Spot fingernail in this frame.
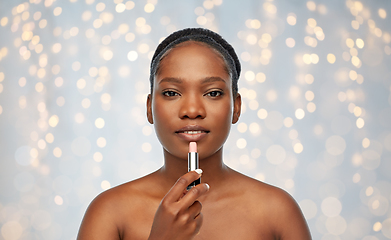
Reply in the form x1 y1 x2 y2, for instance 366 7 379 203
195 169 203 175
205 183 210 190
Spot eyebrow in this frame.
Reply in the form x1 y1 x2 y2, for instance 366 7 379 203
158 77 183 84
158 76 226 84
202 77 226 84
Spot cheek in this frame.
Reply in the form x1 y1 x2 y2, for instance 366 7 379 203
153 103 164 122
152 97 176 130
208 100 233 129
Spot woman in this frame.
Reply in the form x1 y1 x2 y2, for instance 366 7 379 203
77 28 312 240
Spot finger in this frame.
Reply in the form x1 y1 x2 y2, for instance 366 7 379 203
179 183 209 208
194 212 203 235
180 188 189 199
188 200 202 219
164 170 203 203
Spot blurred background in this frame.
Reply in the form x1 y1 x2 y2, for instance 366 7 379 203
0 0 391 239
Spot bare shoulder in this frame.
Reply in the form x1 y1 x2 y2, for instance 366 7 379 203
230 171 297 213
77 172 160 240
89 175 153 213
229 169 294 200
229 169 312 239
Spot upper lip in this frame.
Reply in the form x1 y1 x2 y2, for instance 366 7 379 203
175 125 210 133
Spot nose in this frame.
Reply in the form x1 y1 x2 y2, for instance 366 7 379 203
179 95 206 119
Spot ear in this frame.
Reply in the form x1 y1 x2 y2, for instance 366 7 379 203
232 93 241 124
147 94 153 124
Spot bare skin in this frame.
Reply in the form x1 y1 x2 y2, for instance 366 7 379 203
77 42 312 240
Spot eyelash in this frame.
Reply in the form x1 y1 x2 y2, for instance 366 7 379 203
162 90 179 97
162 90 224 98
206 90 223 97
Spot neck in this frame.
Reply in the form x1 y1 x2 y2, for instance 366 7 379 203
158 146 229 189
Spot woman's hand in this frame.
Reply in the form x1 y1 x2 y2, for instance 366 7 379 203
148 170 210 240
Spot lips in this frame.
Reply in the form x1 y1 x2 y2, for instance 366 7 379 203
181 130 205 134
175 125 209 141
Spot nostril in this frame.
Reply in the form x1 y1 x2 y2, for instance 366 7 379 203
178 99 206 119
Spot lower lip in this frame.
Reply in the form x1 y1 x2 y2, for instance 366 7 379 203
176 132 208 141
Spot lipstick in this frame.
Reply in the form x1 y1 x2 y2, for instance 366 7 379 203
187 142 200 190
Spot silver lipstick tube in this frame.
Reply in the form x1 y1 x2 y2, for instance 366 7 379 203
187 152 200 190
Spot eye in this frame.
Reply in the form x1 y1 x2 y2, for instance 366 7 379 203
206 91 223 97
163 91 179 97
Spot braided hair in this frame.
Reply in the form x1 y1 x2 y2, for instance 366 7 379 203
149 28 241 96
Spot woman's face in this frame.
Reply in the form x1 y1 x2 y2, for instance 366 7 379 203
147 42 241 160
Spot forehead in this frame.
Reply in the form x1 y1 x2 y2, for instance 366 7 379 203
156 42 230 80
